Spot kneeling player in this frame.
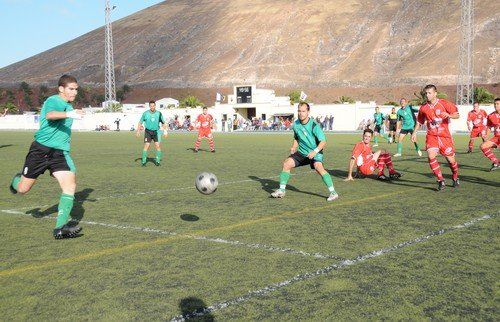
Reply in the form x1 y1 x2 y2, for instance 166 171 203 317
345 129 402 181
271 102 339 201
480 98 500 171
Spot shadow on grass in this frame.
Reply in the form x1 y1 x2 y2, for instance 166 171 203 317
248 175 326 199
178 297 214 321
186 148 212 153
402 168 500 188
26 188 95 223
180 214 199 222
0 144 13 149
134 157 158 165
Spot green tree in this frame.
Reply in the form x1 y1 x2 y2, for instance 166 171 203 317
384 101 399 106
0 102 19 114
91 93 105 106
100 103 123 113
74 86 90 107
180 95 204 108
38 85 50 106
116 84 132 102
473 87 494 104
288 90 301 104
20 81 33 108
339 96 355 104
410 90 447 106
6 90 15 103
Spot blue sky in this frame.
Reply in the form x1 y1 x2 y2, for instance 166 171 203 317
0 0 164 68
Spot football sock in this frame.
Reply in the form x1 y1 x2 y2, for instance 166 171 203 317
481 146 498 164
414 142 420 151
429 157 444 181
55 193 74 229
449 161 459 180
468 139 474 152
279 171 290 190
11 174 21 192
374 136 379 145
141 150 147 164
321 173 336 193
156 150 162 163
397 142 402 154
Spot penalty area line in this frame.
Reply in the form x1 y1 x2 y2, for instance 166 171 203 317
170 213 497 321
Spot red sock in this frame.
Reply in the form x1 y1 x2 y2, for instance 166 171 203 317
429 157 444 181
449 161 459 180
377 156 386 176
208 138 215 151
194 138 201 150
481 146 498 164
468 139 474 152
381 153 396 174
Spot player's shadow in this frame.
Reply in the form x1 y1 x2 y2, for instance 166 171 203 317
327 169 349 179
0 144 13 149
134 157 157 165
186 148 211 153
178 297 214 321
402 168 500 188
408 157 491 172
180 214 199 222
26 188 96 223
248 175 326 199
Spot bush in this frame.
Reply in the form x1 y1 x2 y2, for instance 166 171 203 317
473 87 494 104
180 95 204 108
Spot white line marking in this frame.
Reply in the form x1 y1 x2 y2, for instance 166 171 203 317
169 213 497 321
0 209 342 261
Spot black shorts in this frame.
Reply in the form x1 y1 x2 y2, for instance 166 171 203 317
22 141 75 179
144 129 158 143
400 129 414 135
374 125 381 133
389 123 397 131
289 152 321 169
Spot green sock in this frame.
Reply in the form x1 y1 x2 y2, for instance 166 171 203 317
374 136 379 144
11 173 21 192
55 193 74 229
321 173 336 194
397 142 402 154
279 171 290 190
414 142 420 151
156 150 162 162
141 150 147 164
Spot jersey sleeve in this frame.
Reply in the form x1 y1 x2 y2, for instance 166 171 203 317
417 107 426 125
313 122 326 142
351 143 362 159
444 100 458 114
467 112 473 122
487 115 494 128
140 112 146 123
159 112 165 124
44 96 66 113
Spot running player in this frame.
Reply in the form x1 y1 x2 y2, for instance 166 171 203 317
480 98 499 171
271 102 339 201
345 129 401 181
466 102 487 153
9 75 85 239
386 107 398 144
194 107 215 152
373 106 388 146
394 98 422 157
411 84 460 190
136 101 167 166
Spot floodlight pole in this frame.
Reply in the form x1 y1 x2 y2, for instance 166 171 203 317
456 0 474 105
104 0 117 104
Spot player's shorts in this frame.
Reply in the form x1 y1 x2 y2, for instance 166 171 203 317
487 136 499 147
144 129 159 142
470 127 486 139
289 152 322 169
22 141 76 179
358 159 377 175
198 128 213 139
426 135 455 156
400 128 414 135
389 123 397 132
374 125 381 133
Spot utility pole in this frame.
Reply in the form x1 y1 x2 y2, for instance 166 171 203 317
456 0 474 105
104 0 116 105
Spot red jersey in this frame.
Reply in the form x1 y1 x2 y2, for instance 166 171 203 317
467 109 487 129
196 114 213 130
352 141 374 166
417 99 458 138
487 111 500 138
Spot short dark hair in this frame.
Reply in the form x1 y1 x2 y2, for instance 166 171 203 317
423 84 437 92
298 102 310 111
203 106 208 110
473 101 479 106
494 97 500 103
58 75 77 88
363 128 374 136
149 100 155 105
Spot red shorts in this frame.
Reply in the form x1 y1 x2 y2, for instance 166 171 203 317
358 159 377 175
198 128 213 139
470 127 486 139
488 136 500 147
426 135 455 156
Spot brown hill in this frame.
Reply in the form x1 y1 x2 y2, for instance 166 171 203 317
0 0 498 88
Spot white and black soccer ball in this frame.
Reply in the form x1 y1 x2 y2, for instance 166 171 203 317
195 172 218 195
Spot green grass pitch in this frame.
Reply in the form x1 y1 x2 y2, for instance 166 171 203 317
0 131 498 320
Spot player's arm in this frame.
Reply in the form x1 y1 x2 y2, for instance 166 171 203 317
290 139 298 154
307 140 326 159
46 109 84 120
441 102 459 119
136 113 145 137
345 157 356 181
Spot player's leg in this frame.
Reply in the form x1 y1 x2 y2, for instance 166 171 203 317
142 142 150 166
207 133 215 152
378 150 400 179
410 130 422 156
271 157 297 198
313 162 338 201
480 139 499 171
426 141 445 190
395 132 406 156
154 141 162 166
52 171 81 238
194 131 204 152
468 132 476 153
444 154 459 187
10 142 45 194
373 131 380 146
10 175 36 194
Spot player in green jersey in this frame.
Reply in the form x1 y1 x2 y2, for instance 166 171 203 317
271 102 339 202
136 101 168 166
373 106 389 146
394 98 422 157
9 75 85 239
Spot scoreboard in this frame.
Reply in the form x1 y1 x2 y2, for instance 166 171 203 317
236 86 252 104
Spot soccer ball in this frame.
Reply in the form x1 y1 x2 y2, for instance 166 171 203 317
195 172 218 195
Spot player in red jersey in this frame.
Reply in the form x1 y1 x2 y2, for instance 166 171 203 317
411 84 460 190
194 107 215 153
466 102 488 153
345 128 401 181
480 98 500 171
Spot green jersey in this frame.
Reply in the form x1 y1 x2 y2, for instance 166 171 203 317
397 105 419 130
140 110 165 131
292 118 326 162
34 95 74 151
374 112 384 125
